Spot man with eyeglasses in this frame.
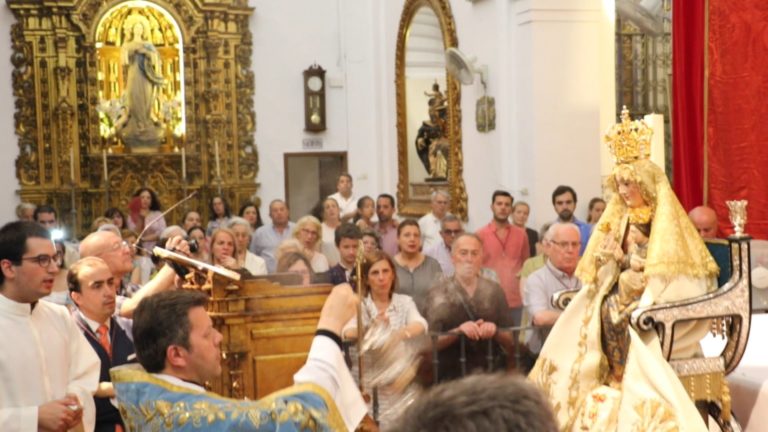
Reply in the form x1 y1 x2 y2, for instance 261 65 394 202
419 190 451 250
424 214 464 275
0 221 100 431
523 222 582 356
79 230 190 318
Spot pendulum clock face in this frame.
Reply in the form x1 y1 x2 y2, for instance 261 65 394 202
303 65 326 132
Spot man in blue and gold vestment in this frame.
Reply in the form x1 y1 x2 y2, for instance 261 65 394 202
112 287 367 431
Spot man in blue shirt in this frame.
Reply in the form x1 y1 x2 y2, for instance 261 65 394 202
551 185 592 255
249 199 296 273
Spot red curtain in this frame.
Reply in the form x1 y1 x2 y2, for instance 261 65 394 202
671 0 705 211
707 1 768 237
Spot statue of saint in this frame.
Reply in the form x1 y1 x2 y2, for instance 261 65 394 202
114 15 166 149
529 109 719 431
414 83 449 180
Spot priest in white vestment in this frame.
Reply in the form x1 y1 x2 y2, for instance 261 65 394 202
0 221 100 431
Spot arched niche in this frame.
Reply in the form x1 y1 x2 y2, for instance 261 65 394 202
395 0 467 220
95 1 186 151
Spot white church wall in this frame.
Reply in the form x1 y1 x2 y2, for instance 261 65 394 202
252 0 386 218
0 0 615 233
510 0 611 231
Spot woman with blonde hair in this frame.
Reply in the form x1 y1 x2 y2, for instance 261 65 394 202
209 228 244 272
293 215 329 273
276 252 315 286
319 198 341 266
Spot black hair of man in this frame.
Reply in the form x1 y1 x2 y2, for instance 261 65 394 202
491 190 513 204
33 204 57 222
338 172 353 183
551 185 577 205
0 221 51 285
377 193 395 208
132 289 209 373
392 373 558 432
334 223 362 247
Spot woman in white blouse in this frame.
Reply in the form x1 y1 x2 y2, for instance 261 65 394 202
227 217 267 275
293 215 330 273
342 250 427 427
343 250 427 341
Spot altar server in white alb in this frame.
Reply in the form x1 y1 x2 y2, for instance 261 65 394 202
0 221 100 431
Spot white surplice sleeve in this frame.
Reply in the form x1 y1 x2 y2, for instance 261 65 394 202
0 406 38 431
293 336 366 432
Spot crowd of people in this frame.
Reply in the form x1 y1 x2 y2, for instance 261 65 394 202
4 161 727 430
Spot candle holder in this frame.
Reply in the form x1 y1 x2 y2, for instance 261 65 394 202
102 143 110 207
726 200 748 237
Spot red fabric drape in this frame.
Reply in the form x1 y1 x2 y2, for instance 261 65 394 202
671 0 705 211
707 1 768 238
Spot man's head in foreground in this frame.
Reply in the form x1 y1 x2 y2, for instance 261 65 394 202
392 373 557 432
132 290 222 385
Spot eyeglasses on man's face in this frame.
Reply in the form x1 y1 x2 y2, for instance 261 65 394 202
16 251 63 268
96 240 132 255
549 240 580 251
441 229 464 236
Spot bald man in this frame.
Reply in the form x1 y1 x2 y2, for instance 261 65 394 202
688 206 718 239
79 230 189 318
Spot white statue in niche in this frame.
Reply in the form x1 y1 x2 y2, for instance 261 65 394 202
114 14 166 149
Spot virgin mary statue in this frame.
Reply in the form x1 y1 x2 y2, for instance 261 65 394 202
115 14 166 149
529 108 719 431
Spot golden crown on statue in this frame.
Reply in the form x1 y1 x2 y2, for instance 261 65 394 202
604 106 653 164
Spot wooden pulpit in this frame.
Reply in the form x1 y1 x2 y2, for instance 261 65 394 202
206 274 332 399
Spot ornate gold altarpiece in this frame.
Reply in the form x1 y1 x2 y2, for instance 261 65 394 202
7 0 259 236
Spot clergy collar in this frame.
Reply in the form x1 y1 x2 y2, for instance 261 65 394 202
0 292 35 316
153 373 205 393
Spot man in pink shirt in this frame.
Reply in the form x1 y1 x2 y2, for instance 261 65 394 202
476 190 530 325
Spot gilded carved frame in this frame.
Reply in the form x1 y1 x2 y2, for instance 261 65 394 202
7 0 258 235
395 0 467 220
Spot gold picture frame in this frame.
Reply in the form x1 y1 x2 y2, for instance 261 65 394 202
395 0 467 220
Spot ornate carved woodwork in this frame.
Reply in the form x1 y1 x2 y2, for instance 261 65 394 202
7 0 259 236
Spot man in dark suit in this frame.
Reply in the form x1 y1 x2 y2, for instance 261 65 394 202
68 256 136 432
